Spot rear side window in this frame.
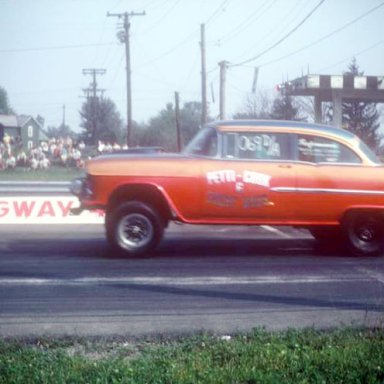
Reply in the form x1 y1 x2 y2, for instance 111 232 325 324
297 135 361 164
223 132 291 160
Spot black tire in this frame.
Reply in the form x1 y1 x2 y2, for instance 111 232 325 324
343 211 384 256
106 201 164 257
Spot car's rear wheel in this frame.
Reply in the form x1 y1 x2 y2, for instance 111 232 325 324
106 201 164 257
343 212 384 256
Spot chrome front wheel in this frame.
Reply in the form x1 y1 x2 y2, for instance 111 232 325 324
107 201 164 257
117 213 154 250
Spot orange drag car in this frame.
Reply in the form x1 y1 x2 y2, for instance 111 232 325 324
71 120 384 257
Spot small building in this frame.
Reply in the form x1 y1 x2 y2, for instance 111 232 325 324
0 114 48 152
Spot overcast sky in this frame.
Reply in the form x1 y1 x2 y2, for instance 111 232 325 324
1 0 383 132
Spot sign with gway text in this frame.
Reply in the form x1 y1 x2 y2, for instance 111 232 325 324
0 196 104 224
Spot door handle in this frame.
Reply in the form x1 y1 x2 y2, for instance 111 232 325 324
278 164 292 169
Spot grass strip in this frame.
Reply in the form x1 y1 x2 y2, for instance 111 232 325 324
0 167 83 181
1 327 384 383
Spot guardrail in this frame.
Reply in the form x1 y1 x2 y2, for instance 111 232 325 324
0 181 71 196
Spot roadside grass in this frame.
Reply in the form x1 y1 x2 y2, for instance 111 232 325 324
1 327 384 383
0 167 83 181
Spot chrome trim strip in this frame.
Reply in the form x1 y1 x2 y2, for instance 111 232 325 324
271 187 384 195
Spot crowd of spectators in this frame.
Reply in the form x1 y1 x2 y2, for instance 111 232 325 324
0 133 129 171
0 133 87 171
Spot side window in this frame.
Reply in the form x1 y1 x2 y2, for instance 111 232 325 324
28 125 34 138
223 132 291 160
183 127 218 157
297 135 361 164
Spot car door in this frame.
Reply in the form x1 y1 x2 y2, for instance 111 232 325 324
199 131 295 223
291 133 373 223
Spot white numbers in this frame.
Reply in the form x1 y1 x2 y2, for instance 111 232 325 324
238 134 280 157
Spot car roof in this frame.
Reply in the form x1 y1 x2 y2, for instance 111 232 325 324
209 120 356 141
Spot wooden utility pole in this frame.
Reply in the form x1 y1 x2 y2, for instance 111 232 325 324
219 61 228 120
175 91 182 152
107 11 145 147
200 24 207 126
82 68 106 98
62 104 66 127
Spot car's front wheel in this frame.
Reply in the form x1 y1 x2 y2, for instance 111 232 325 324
343 211 384 256
106 201 164 257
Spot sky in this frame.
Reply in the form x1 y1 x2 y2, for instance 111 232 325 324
0 0 383 133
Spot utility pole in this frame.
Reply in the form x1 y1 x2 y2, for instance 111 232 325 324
82 68 106 144
107 10 145 147
219 61 228 120
174 92 181 152
62 104 66 127
82 68 106 98
200 24 207 126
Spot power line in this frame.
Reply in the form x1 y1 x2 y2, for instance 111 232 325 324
215 0 277 46
139 28 199 67
231 0 326 67
0 42 117 53
316 39 384 72
233 0 306 61
139 0 182 35
205 0 231 25
257 1 384 68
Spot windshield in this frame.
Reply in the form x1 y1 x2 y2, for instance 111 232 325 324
182 127 218 157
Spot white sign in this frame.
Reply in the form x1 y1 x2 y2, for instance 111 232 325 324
0 196 104 224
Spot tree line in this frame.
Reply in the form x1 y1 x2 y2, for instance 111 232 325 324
0 59 382 153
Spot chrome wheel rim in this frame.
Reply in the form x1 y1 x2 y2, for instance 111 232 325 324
117 213 153 250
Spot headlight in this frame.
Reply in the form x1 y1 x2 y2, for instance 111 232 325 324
70 178 85 196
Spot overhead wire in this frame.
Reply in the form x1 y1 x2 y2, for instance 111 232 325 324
139 28 199 67
233 0 306 61
231 0 326 67
214 0 277 46
316 39 384 73
139 0 182 35
256 0 384 68
0 42 117 53
204 0 231 25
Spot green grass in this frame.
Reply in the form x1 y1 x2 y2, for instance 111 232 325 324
1 328 384 383
0 166 84 181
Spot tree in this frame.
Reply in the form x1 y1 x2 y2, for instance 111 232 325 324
0 86 14 114
270 92 303 121
340 58 381 150
45 124 76 140
79 96 123 145
138 101 205 152
233 92 271 119
296 97 333 125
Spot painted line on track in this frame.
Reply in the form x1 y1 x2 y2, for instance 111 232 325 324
261 225 292 238
0 275 371 287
